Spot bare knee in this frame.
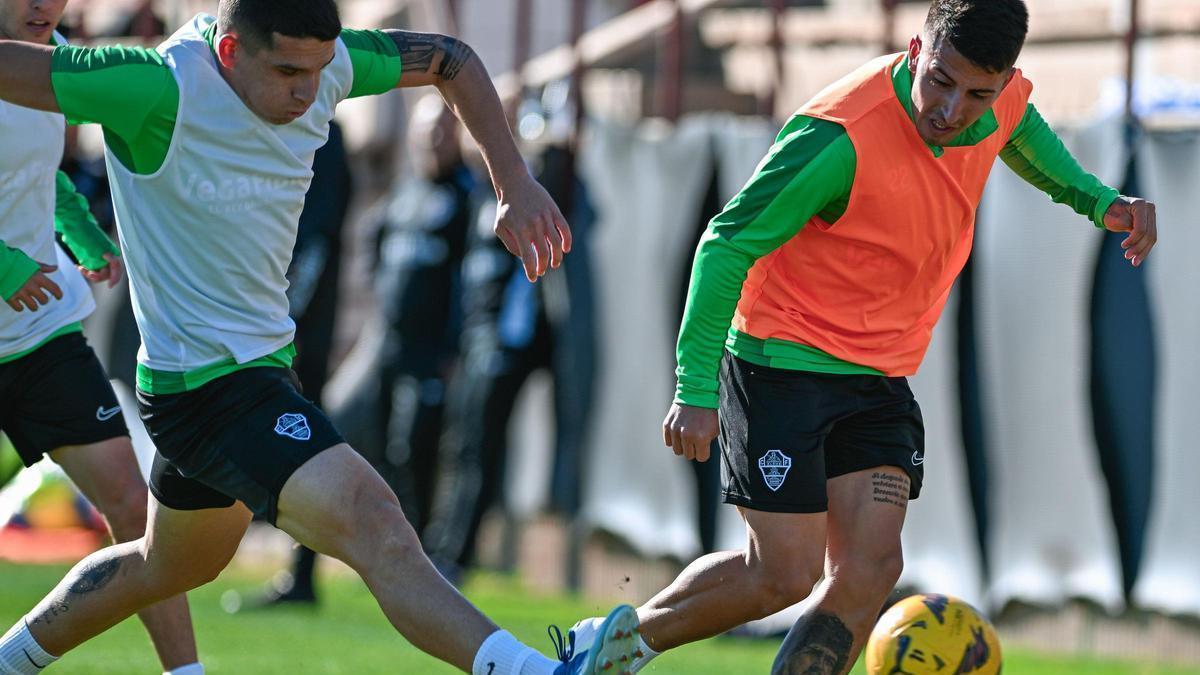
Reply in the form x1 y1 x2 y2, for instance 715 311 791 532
830 545 904 604
328 491 423 573
98 482 150 544
747 548 825 617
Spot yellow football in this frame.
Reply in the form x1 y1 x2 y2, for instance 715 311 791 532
865 594 1002 674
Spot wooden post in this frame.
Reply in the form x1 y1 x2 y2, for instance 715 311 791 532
513 0 534 84
761 0 786 117
657 0 685 121
1124 0 1140 122
882 0 899 54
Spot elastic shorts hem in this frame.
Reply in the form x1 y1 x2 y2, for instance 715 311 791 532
722 491 829 514
148 481 236 512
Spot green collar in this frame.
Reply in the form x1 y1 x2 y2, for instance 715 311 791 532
891 55 998 157
203 19 218 56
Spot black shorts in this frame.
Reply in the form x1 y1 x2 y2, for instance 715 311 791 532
719 353 924 514
138 367 345 524
0 331 128 466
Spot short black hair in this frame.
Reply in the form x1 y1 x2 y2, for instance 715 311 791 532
217 0 341 51
924 0 1028 73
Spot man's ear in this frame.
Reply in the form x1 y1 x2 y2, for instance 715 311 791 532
907 34 922 71
216 33 241 69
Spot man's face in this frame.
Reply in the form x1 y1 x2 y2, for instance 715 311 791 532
217 31 336 125
0 0 68 44
907 34 1014 146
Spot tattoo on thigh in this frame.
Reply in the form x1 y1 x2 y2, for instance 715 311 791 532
871 471 909 509
386 31 474 81
68 558 121 595
772 612 854 675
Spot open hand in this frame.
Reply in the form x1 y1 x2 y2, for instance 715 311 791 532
1103 195 1157 267
7 262 63 312
663 403 719 462
493 174 572 282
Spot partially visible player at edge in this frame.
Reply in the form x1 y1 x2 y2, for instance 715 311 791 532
566 1 1157 674
0 1 638 673
0 1 202 673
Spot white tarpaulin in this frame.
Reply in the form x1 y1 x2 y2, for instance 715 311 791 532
1133 129 1200 615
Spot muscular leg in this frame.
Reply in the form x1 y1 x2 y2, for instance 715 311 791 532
273 444 498 672
634 508 827 653
772 467 909 675
51 439 200 669
23 499 251 658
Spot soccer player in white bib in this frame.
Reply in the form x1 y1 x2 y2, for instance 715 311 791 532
0 1 638 673
0 1 203 674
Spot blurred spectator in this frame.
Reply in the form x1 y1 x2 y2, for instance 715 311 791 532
423 84 599 581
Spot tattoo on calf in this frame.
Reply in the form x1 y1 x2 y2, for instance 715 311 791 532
68 558 121 595
772 612 855 675
871 471 909 509
386 31 474 81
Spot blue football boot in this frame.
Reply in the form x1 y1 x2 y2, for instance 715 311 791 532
550 604 640 675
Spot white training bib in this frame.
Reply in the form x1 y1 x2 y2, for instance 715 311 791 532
105 14 354 372
0 73 94 358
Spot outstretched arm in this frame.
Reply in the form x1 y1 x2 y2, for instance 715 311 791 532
1002 103 1157 266
384 30 569 281
0 41 59 112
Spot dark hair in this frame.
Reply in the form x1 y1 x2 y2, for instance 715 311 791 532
924 0 1028 72
217 0 341 51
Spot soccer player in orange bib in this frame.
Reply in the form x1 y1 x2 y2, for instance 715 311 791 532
566 1 1156 673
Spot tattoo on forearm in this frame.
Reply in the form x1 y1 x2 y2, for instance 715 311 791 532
772 612 855 675
872 471 910 509
68 557 121 595
386 31 475 81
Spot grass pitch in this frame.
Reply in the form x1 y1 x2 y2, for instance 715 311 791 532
1 561 1197 674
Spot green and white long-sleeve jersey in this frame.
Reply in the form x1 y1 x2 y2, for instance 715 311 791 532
50 15 404 393
0 31 119 360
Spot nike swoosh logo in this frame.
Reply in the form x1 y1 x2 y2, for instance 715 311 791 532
911 450 924 465
486 662 495 675
96 405 122 422
23 647 46 669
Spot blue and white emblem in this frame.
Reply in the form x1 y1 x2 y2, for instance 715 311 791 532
758 449 792 492
274 413 311 441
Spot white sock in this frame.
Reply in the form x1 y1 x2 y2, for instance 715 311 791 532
472 630 559 675
164 663 205 675
631 633 659 672
0 620 58 675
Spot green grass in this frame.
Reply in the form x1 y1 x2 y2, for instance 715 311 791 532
1 561 1197 674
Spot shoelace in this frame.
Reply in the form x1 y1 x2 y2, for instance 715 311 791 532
547 624 577 664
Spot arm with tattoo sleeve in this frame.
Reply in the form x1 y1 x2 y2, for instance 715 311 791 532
382 30 570 281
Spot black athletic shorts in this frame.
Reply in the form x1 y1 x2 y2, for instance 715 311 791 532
138 366 344 524
0 331 128 466
718 352 924 514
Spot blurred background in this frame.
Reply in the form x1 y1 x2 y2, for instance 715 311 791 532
2 0 1199 672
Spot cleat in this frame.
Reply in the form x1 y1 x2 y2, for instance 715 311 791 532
551 604 640 674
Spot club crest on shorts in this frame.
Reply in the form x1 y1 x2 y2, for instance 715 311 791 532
758 449 792 492
274 413 311 441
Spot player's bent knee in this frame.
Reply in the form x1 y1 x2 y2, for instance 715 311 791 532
832 549 904 601
751 557 824 616
100 485 150 543
334 498 421 571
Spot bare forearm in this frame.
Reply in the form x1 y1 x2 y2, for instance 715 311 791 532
436 54 528 195
386 31 528 193
0 41 59 112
